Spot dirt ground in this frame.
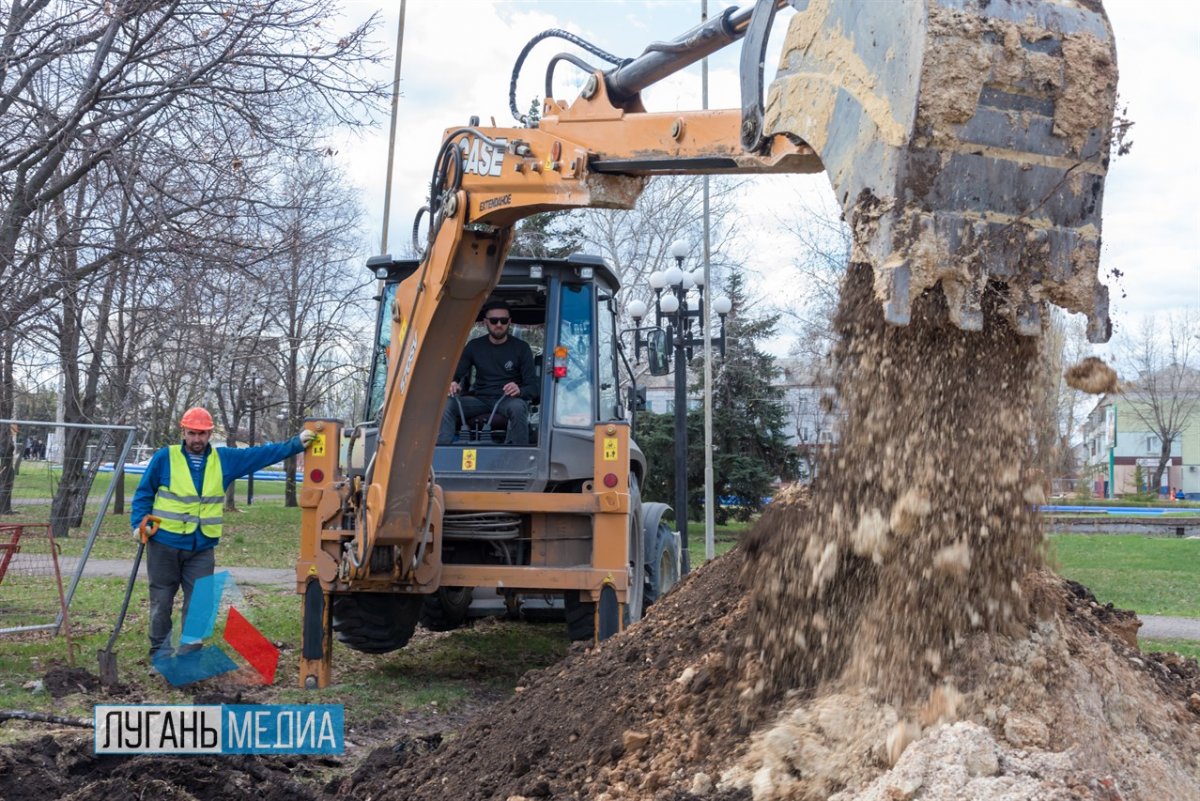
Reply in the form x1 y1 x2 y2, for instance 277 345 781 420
3 542 1195 801
2 277 1197 800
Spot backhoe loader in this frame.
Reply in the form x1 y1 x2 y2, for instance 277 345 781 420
295 0 1119 688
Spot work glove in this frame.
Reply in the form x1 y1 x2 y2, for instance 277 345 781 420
132 527 142 543
299 429 316 447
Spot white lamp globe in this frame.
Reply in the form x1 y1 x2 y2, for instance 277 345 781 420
660 294 680 314
690 269 705 288
663 265 684 286
668 239 690 261
713 296 732 315
648 271 667 290
681 271 695 290
627 299 648 319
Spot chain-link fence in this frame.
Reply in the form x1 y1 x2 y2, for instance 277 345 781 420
0 523 74 662
0 419 137 641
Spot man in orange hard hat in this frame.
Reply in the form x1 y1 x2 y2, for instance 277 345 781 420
131 406 316 662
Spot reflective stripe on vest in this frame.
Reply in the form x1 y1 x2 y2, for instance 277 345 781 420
152 445 224 539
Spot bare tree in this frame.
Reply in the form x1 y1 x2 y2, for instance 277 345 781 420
0 1 383 327
579 175 744 393
1117 309 1200 492
0 1 385 510
254 152 370 506
774 189 850 366
582 176 742 308
1029 309 1095 485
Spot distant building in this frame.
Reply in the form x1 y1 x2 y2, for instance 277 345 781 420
637 357 838 481
1080 394 1199 499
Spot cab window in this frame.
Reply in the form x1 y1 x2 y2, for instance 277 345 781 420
553 283 594 427
366 282 398 420
597 296 619 420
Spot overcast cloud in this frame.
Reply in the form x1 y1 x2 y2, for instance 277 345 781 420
334 0 1199 351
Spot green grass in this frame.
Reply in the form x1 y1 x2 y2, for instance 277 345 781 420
0 575 567 746
10 488 301 568
684 519 752 561
1140 639 1200 661
1048 534 1200 618
9 465 141 499
1050 533 1200 660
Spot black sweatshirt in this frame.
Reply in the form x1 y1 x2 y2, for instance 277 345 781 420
453 335 538 402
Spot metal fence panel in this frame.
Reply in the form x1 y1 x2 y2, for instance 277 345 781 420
0 419 137 632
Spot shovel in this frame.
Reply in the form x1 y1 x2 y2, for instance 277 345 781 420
98 515 159 689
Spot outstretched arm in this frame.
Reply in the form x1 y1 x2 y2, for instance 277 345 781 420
218 437 308 486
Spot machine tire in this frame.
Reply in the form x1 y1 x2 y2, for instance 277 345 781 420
562 473 647 643
332 592 422 654
644 519 680 607
563 590 594 641
625 474 646 625
418 586 473 632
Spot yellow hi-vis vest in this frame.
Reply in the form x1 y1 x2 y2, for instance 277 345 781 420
151 445 225 539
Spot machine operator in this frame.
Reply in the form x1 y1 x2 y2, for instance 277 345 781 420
437 299 537 445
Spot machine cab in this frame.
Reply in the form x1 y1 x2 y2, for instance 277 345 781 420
364 253 641 493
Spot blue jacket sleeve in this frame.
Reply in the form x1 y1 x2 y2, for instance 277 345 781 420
216 437 307 488
131 448 169 529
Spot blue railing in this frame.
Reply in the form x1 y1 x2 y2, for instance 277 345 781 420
96 464 302 482
1041 505 1200 516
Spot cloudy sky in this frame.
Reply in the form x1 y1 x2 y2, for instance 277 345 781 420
333 0 1199 353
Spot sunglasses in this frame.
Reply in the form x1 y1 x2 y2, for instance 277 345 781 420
485 316 510 324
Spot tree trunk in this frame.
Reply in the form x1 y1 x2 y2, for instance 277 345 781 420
284 453 298 507
224 434 240 512
1152 440 1172 497
0 330 16 514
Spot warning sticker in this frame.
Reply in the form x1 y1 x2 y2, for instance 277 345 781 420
602 437 619 461
310 434 325 457
462 449 477 471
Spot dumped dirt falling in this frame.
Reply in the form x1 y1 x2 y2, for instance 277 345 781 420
738 264 1045 708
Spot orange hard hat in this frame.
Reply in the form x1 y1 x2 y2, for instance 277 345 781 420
180 407 215 431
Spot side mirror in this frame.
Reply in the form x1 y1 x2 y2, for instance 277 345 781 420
646 328 669 376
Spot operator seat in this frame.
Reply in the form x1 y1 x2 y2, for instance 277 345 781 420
459 353 541 444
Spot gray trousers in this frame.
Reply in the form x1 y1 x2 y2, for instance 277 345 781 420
438 396 529 445
146 539 215 657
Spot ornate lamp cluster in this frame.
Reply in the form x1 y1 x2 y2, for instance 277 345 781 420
624 240 732 574
627 240 731 363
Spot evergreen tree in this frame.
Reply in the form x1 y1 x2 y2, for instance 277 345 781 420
634 266 796 523
634 406 703 518
706 266 797 522
510 212 584 258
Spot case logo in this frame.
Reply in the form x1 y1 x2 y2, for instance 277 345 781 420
460 136 506 177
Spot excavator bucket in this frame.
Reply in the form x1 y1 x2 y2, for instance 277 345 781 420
765 0 1118 341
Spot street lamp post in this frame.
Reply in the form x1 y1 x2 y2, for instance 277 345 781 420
627 241 731 575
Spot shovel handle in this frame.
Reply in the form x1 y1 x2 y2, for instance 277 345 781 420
138 515 161 544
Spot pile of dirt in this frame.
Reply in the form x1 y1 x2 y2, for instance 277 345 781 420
339 268 1198 800
0 733 333 801
338 552 1197 801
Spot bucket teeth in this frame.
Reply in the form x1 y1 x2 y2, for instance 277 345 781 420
766 0 1117 340
1013 297 1043 338
1087 284 1112 344
880 262 913 328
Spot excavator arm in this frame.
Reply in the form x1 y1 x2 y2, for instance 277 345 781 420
351 0 1118 588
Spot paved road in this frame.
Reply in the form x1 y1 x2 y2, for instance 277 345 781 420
1138 615 1200 642
62 558 293 589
